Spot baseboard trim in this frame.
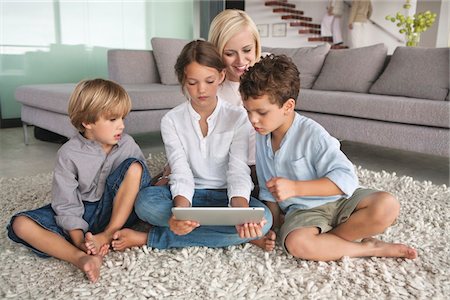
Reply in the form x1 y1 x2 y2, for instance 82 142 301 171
0 118 22 128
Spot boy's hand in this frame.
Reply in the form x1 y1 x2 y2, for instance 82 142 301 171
168 214 199 235
236 219 267 239
266 177 298 202
229 197 266 238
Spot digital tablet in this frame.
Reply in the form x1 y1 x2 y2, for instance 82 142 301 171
171 207 265 226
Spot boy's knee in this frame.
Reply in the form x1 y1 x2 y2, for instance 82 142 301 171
126 162 143 178
12 215 32 238
284 230 314 259
370 192 400 227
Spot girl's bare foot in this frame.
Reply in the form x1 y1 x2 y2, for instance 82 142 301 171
111 228 148 251
362 237 417 259
85 232 111 256
250 230 276 251
76 254 103 283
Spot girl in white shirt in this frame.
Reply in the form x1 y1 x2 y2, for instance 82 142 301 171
111 40 273 251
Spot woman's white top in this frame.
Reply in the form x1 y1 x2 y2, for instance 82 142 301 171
218 79 256 165
161 97 252 205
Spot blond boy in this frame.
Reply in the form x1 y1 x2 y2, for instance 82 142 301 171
7 79 151 282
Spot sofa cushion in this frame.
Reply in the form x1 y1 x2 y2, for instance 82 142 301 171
16 84 76 114
16 83 185 114
262 43 331 89
151 37 190 85
312 43 387 93
297 89 450 128
122 84 186 110
108 49 160 84
369 46 450 101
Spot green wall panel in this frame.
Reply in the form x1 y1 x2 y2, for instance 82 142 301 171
0 0 194 120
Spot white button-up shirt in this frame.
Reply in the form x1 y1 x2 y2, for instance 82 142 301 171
161 97 252 205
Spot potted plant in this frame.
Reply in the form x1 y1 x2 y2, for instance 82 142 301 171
386 0 437 46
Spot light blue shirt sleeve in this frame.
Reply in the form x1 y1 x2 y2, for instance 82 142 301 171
311 133 358 198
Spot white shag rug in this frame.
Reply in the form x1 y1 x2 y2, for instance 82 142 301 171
0 152 449 299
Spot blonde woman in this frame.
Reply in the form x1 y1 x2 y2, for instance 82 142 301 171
208 8 262 165
208 9 276 250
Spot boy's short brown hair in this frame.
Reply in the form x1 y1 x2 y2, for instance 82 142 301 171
68 78 131 132
239 54 300 107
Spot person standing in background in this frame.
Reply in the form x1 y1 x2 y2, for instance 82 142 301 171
348 0 373 48
321 0 344 46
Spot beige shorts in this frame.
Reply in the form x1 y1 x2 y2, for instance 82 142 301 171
279 188 379 254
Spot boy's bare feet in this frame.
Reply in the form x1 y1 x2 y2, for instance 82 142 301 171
111 228 148 251
85 232 111 256
75 254 103 283
362 237 417 259
250 230 276 251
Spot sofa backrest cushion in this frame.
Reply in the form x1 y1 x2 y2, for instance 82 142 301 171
369 46 450 101
151 37 191 85
108 49 160 84
262 43 331 89
312 43 387 93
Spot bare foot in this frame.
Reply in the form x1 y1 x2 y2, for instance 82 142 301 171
75 254 103 283
85 232 111 256
111 228 148 251
362 237 417 259
250 230 276 251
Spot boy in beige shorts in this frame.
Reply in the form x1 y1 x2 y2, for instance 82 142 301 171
239 54 417 261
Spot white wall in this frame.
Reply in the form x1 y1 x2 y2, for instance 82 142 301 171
246 0 327 48
246 0 448 54
434 0 449 47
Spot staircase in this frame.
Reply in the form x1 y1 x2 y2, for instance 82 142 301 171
264 0 347 47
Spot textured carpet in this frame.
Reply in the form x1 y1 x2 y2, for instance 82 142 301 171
0 152 449 299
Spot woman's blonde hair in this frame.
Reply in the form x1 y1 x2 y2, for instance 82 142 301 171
68 78 131 132
208 9 261 60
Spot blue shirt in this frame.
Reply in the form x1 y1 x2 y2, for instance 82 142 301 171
256 113 358 214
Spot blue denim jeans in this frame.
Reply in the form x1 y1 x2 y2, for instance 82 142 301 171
135 186 273 249
7 158 151 258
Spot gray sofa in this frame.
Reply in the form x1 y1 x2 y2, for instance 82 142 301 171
16 38 449 157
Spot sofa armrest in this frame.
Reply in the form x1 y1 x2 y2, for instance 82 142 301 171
108 49 160 84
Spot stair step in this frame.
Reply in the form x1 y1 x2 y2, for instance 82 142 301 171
265 1 296 8
331 44 349 49
273 8 303 15
281 15 312 22
299 29 321 35
290 22 321 29
308 37 333 42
